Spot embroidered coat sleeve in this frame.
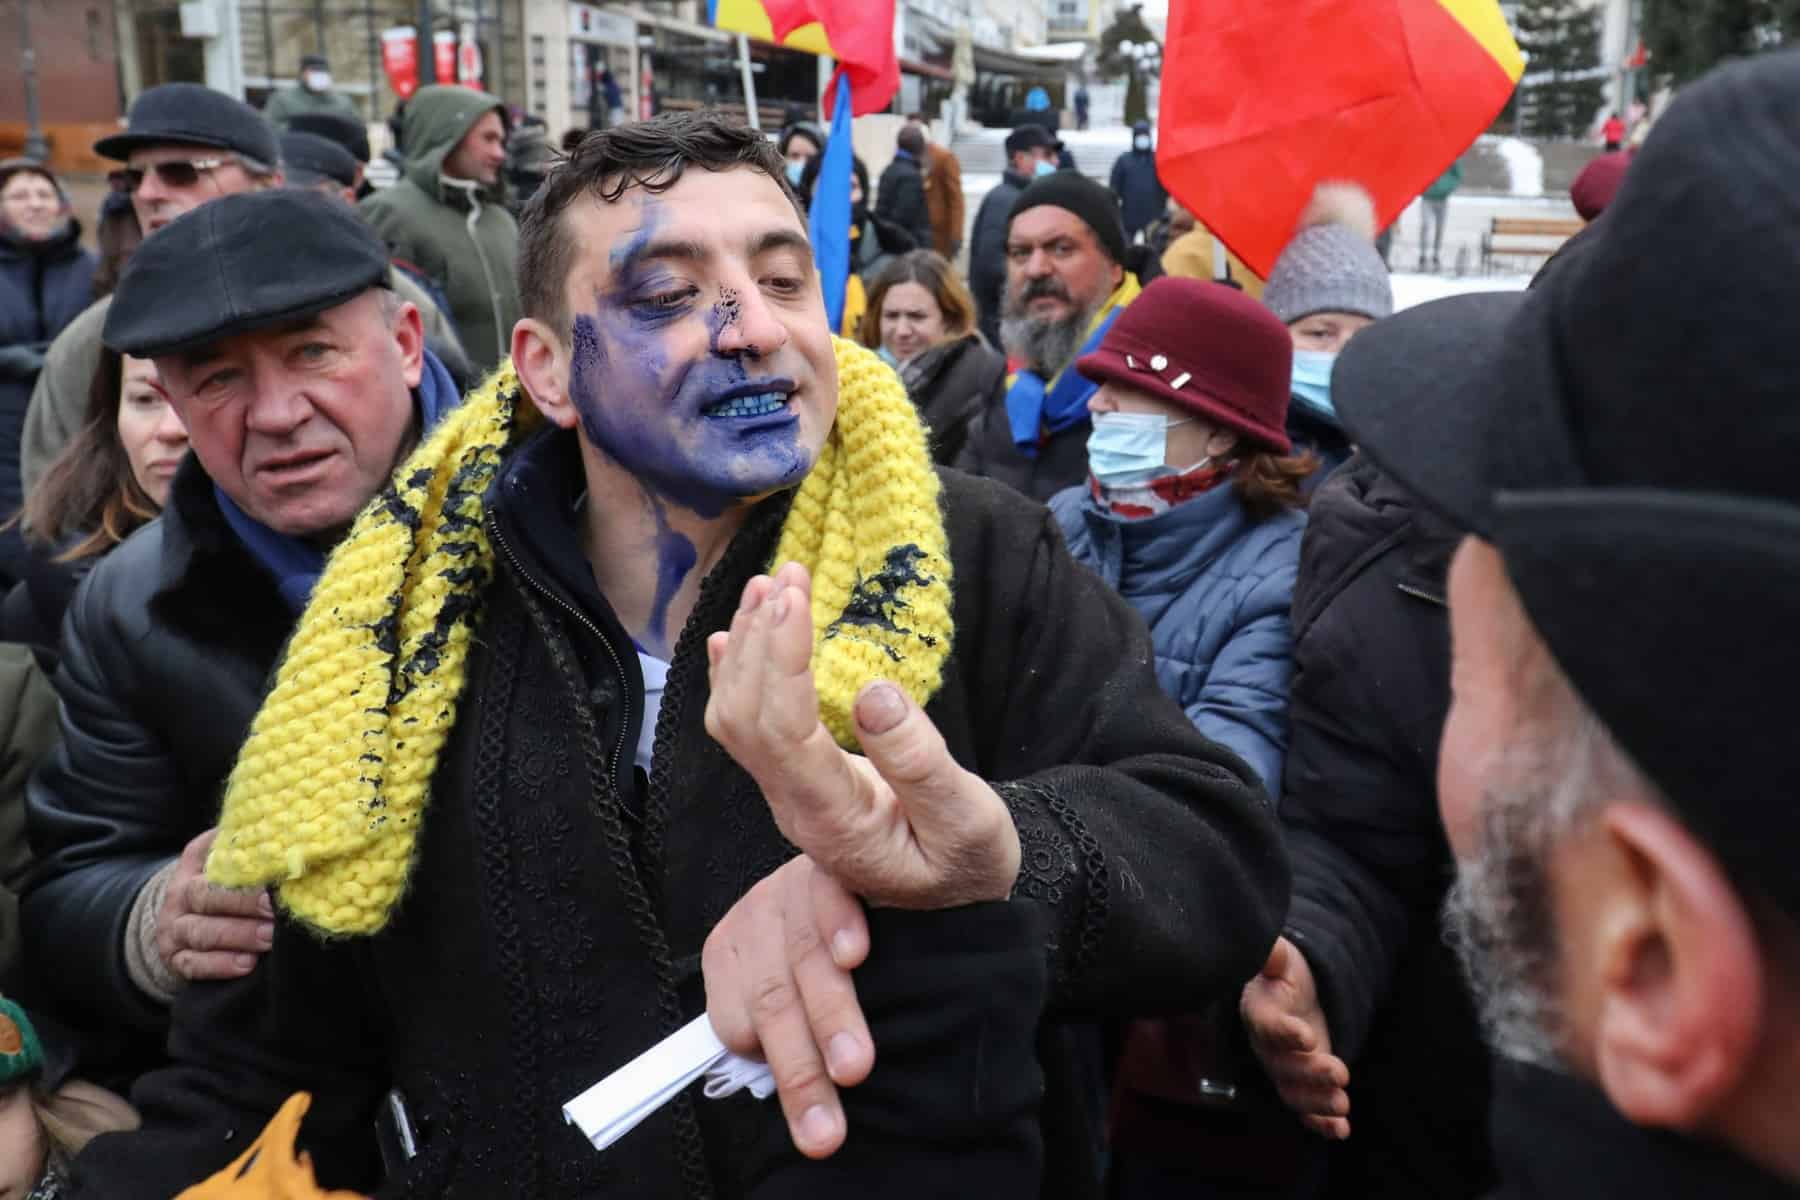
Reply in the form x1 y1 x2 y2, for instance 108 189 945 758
940 476 1290 1014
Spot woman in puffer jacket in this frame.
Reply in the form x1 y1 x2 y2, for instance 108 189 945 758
1050 276 1312 792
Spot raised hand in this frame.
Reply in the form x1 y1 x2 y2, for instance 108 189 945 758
703 561 1020 910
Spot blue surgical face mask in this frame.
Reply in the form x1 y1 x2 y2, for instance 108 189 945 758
785 160 806 186
1087 411 1191 487
876 345 900 369
1133 135 1151 151
1034 158 1057 178
1290 349 1337 418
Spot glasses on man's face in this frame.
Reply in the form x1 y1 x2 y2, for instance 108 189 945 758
116 157 231 193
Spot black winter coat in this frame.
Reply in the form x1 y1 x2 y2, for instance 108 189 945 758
970 167 1033 348
18 458 294 1082
953 400 1091 504
1108 150 1167 240
1488 1061 1800 1200
900 333 1007 466
1278 454 1493 1199
0 221 95 586
874 153 931 253
70 429 1288 1199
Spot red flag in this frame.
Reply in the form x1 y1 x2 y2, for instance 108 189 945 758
1157 0 1524 278
760 0 899 116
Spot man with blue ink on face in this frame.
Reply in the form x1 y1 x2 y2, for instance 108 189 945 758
72 113 1286 1199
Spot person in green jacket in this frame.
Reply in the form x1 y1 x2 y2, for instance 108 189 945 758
1418 159 1463 273
357 85 520 372
261 54 363 131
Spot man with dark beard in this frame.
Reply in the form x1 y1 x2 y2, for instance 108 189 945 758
1304 52 1800 1199
956 173 1140 502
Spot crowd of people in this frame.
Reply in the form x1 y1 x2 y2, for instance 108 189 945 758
0 41 1792 1200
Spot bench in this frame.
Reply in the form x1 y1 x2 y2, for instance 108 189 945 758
1481 216 1585 274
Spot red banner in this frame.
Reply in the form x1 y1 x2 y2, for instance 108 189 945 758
380 26 418 100
433 31 458 89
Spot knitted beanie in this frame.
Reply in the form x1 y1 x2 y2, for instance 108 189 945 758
0 998 44 1085
1009 171 1128 264
1264 183 1394 325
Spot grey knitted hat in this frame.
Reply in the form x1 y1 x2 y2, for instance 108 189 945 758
1264 183 1394 325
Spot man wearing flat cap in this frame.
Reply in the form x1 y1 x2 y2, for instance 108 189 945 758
20 83 285 495
19 188 463 1085
957 170 1142 502
1265 50 1800 1198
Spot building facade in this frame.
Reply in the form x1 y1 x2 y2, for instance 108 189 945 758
0 0 126 171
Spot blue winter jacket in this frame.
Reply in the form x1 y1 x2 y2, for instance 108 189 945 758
1051 480 1305 791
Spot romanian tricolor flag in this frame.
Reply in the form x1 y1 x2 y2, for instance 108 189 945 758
709 0 899 116
1157 0 1525 277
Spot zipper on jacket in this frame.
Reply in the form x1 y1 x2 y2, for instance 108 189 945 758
486 509 632 793
1396 581 1448 609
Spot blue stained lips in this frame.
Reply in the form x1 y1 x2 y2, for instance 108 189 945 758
700 377 798 419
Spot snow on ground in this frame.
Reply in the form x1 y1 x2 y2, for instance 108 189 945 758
1391 271 1530 311
1481 135 1546 196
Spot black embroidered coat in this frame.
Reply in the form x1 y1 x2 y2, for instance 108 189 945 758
71 430 1288 1199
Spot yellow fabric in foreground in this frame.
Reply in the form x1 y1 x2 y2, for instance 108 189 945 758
1435 0 1526 80
208 338 951 936
177 1093 367 1199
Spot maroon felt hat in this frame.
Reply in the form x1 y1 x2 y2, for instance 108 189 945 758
1076 277 1294 453
1571 149 1633 221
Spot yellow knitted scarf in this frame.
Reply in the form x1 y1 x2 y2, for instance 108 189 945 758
207 337 952 936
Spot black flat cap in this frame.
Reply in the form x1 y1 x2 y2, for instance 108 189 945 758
95 82 280 166
285 111 370 163
104 188 388 358
280 130 358 189
1334 48 1800 920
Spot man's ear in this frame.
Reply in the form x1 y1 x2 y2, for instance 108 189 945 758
1589 802 1764 1131
511 317 579 430
392 300 425 389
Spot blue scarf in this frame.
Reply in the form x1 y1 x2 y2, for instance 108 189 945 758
1004 310 1123 458
219 347 461 612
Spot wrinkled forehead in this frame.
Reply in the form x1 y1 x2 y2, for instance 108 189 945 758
157 291 384 375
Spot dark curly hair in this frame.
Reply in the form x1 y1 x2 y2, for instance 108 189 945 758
516 111 804 339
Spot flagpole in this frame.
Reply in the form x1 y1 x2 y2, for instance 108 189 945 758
737 33 761 129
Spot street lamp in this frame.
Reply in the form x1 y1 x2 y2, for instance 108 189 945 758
17 0 49 161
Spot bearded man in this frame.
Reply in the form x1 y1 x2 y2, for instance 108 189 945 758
956 172 1140 502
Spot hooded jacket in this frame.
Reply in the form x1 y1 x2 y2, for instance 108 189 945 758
358 85 520 372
